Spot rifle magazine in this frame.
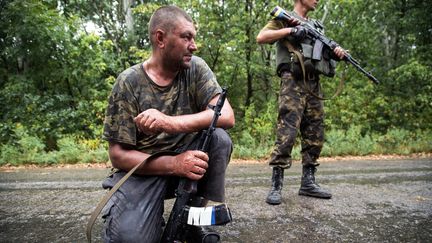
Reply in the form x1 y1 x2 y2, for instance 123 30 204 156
184 204 232 226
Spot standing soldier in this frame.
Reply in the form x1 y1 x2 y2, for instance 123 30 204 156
256 0 346 205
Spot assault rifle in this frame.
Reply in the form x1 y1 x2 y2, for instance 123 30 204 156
160 88 232 242
271 6 380 84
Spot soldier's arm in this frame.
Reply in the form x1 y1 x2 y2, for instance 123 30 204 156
256 18 301 44
108 141 209 180
256 28 294 44
134 94 235 135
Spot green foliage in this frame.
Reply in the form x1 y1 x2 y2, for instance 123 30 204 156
322 125 377 156
233 131 267 159
320 126 432 157
232 100 277 159
409 130 432 153
384 59 432 130
0 125 45 165
0 125 108 166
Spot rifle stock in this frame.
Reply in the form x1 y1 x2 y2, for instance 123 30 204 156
271 6 380 84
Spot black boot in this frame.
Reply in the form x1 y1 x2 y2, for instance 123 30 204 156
299 166 332 199
266 167 284 205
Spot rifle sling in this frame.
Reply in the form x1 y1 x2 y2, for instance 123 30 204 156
85 150 179 243
283 40 344 100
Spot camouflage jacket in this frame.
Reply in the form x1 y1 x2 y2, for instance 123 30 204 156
102 56 222 154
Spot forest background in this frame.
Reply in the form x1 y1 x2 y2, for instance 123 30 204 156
0 0 431 165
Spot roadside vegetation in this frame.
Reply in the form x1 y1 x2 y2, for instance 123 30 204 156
1 0 431 166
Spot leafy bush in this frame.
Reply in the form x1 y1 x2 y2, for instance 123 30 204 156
0 144 22 166
410 129 432 153
0 125 108 166
376 128 432 155
232 130 273 159
322 127 432 157
0 125 45 165
322 125 377 156
232 101 276 159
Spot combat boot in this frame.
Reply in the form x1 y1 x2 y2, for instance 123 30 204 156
298 165 332 199
266 167 284 205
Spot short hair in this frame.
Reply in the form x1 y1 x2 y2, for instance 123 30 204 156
148 5 193 45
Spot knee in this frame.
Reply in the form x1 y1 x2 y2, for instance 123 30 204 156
211 128 232 150
207 128 233 161
104 207 163 243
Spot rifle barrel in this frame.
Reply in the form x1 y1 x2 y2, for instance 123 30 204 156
345 56 380 84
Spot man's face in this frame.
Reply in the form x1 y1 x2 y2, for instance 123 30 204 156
163 18 197 70
301 0 319 11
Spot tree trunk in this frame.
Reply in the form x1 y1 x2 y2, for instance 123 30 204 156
244 0 253 107
123 0 134 34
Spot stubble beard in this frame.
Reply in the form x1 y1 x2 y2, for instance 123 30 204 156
162 52 192 72
180 58 192 69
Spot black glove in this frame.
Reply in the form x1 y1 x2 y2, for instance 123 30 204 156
291 26 307 41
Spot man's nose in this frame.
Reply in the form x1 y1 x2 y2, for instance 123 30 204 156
189 39 197 52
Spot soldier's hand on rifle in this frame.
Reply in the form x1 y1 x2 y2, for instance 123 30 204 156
134 109 175 135
333 46 346 60
290 26 307 41
172 150 209 180
285 17 301 27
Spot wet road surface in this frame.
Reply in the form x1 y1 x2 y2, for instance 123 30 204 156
1 157 431 242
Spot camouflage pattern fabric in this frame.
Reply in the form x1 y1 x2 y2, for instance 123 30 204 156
262 12 327 77
102 56 222 154
268 72 324 168
260 12 326 168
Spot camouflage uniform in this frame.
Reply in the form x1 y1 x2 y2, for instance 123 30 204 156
101 56 232 242
103 56 222 154
262 12 325 169
270 72 324 168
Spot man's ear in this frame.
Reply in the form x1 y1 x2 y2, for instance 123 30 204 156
155 29 165 48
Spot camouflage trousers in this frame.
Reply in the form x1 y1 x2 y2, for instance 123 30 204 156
269 72 324 169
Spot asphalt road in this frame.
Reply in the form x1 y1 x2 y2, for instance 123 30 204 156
0 157 431 242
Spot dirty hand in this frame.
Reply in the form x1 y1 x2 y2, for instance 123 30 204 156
286 18 301 27
134 109 174 135
172 150 209 180
333 46 346 60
